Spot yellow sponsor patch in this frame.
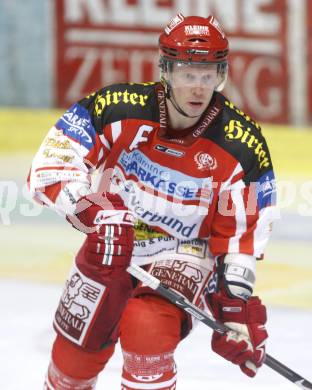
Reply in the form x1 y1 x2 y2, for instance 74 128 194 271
42 149 74 163
224 120 270 169
134 220 167 240
94 89 149 116
44 137 72 149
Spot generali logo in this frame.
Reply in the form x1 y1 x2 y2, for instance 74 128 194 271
151 261 203 302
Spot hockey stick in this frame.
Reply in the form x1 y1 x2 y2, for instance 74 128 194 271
127 264 312 390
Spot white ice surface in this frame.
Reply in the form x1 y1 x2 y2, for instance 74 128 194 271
1 279 312 390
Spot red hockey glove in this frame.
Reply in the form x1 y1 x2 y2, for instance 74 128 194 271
209 291 268 377
67 192 134 282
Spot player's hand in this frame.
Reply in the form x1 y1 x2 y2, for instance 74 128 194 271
209 291 268 377
67 192 134 281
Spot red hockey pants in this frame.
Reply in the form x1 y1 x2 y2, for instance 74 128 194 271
46 294 186 389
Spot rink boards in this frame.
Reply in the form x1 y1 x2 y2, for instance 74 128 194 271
0 109 311 309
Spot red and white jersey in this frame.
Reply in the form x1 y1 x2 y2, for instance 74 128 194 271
28 82 278 259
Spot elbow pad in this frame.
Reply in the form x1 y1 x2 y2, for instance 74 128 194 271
222 254 256 301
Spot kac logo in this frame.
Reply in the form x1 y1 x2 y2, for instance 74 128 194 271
194 152 217 171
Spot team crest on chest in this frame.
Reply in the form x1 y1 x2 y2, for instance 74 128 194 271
194 152 217 171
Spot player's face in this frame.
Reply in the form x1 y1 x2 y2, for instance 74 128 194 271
169 62 219 117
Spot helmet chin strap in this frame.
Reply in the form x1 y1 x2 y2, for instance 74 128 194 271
165 83 201 119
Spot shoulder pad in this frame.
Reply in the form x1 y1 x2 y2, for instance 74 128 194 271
203 94 274 183
78 82 159 131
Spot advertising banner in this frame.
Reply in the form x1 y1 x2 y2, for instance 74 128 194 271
55 0 309 124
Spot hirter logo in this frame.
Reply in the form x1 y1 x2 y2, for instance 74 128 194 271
194 152 217 171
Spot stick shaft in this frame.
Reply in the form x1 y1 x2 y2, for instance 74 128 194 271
127 264 312 389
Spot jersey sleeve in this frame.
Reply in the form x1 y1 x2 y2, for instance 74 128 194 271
28 92 113 216
208 132 279 259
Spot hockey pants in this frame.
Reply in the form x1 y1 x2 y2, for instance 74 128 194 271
45 294 186 390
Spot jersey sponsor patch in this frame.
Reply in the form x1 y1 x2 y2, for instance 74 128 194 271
110 166 210 239
257 170 277 210
94 89 149 117
224 119 270 169
154 144 185 157
118 149 212 201
176 239 208 259
56 104 96 150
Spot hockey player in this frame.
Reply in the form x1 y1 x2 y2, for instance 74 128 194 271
29 13 277 390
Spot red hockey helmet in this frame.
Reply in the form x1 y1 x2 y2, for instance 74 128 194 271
159 13 228 64
159 14 229 92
